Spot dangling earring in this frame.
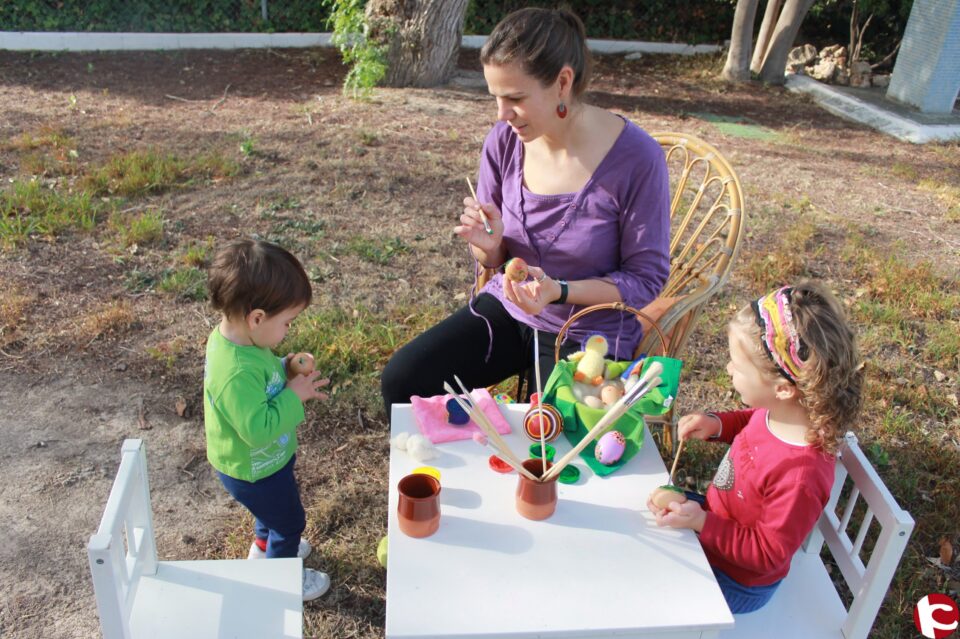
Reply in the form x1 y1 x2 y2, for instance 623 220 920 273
556 101 568 119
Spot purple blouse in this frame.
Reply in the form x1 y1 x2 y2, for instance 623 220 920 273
477 118 670 360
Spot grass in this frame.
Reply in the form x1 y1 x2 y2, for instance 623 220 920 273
81 148 240 197
346 236 410 266
282 305 447 412
0 179 100 246
0 283 32 347
76 301 136 345
109 209 164 247
158 267 207 301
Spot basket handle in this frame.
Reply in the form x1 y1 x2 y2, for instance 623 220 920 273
553 302 669 363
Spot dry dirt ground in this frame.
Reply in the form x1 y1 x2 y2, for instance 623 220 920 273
0 48 958 638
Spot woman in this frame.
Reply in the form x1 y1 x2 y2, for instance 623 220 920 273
381 8 670 417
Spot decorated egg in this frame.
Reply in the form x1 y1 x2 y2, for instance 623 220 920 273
594 430 627 465
504 257 529 282
651 485 688 510
289 352 315 376
494 393 515 405
522 403 563 442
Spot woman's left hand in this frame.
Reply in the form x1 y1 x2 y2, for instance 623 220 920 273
503 266 558 315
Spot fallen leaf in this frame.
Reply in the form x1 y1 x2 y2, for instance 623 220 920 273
175 396 187 418
941 538 954 566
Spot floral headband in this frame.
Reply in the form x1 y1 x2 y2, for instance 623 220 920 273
752 286 805 383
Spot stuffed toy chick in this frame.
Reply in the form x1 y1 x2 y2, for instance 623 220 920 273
569 334 609 386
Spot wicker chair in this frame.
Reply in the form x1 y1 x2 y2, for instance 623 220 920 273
474 131 745 452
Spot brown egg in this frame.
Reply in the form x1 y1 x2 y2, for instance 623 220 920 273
651 485 688 510
600 384 623 406
504 257 529 282
289 352 315 376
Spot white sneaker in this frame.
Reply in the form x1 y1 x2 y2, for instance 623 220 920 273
302 568 331 601
247 537 312 560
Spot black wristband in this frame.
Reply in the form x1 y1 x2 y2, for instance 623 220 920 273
552 279 569 305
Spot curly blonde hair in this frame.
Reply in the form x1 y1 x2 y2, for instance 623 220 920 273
730 281 864 455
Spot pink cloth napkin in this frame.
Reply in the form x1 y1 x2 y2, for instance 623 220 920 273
410 388 512 444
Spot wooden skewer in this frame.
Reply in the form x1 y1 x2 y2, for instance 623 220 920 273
465 177 493 235
450 376 527 470
542 362 664 483
533 328 547 475
669 438 685 486
443 382 537 481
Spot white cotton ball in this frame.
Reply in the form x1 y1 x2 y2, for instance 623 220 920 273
392 432 410 450
407 434 438 461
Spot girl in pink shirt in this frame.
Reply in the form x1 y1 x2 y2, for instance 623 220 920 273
648 281 864 613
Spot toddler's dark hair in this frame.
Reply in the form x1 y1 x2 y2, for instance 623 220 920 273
207 238 311 319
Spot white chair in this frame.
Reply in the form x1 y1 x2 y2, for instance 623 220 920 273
87 439 303 639
719 432 915 639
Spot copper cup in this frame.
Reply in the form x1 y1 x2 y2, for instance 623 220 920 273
397 473 441 538
516 459 558 520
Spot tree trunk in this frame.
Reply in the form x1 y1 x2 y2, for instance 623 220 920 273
751 0 784 74
721 0 761 82
365 0 470 88
758 0 815 85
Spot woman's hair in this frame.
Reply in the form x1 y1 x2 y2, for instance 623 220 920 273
207 238 312 319
730 281 864 455
480 8 592 98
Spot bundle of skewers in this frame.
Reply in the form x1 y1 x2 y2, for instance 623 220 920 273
444 359 663 484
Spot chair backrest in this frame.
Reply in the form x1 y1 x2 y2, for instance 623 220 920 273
803 432 915 639
634 132 745 359
87 439 157 639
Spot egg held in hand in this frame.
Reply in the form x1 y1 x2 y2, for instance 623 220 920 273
650 484 688 510
504 257 529 282
289 352 315 376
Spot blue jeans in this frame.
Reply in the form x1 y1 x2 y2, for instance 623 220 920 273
217 455 305 558
713 566 782 614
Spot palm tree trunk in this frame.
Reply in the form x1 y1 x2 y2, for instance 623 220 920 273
751 0 784 74
758 0 816 85
722 0 761 82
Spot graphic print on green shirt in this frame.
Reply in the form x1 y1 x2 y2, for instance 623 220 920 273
203 328 305 482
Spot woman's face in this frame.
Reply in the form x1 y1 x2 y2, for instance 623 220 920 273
483 62 562 142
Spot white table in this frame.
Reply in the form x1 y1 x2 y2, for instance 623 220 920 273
386 403 734 639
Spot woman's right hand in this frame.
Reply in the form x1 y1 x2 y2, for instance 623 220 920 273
454 197 503 254
677 412 722 441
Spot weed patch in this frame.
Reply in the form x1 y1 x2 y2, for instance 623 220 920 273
0 179 100 246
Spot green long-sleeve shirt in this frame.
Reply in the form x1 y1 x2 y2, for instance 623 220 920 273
203 327 304 481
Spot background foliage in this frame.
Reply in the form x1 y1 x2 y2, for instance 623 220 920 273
0 0 913 65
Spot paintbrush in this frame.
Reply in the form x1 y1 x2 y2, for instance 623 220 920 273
465 177 493 235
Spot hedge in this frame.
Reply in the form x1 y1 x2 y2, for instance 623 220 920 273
0 0 734 44
0 0 911 62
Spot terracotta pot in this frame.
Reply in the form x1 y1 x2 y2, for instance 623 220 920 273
516 459 558 520
397 473 441 538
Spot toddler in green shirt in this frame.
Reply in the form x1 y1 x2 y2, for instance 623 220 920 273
204 238 331 601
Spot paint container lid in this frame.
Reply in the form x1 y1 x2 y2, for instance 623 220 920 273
412 466 441 482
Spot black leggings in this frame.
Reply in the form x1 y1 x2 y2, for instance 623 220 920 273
381 294 579 421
